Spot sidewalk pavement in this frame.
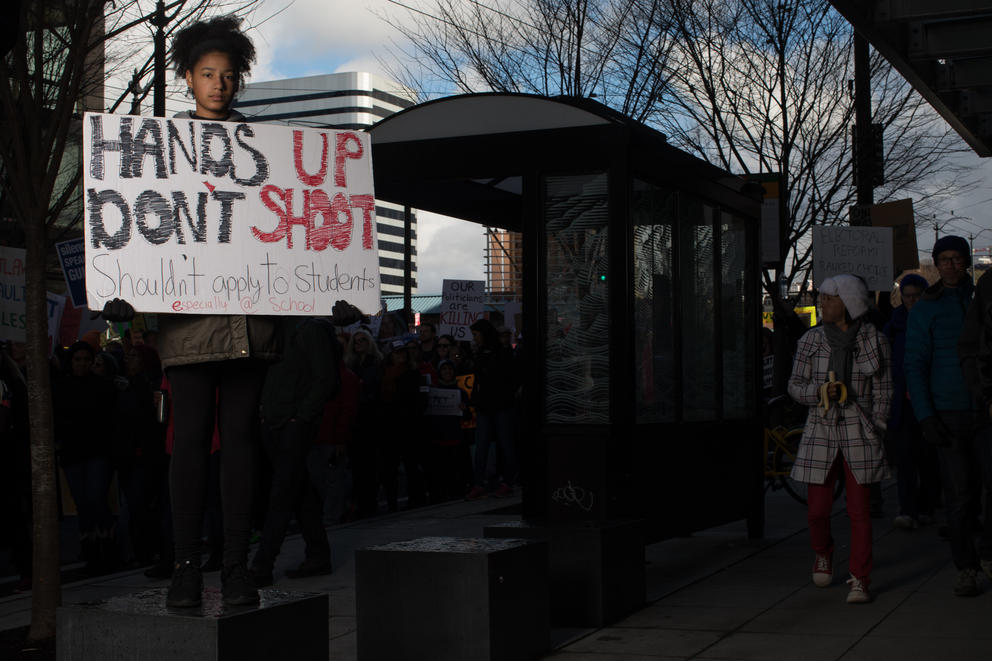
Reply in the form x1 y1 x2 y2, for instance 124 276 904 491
2 482 989 660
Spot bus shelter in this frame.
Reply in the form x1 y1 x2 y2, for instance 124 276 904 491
369 94 765 621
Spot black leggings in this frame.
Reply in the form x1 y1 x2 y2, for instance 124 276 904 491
167 359 266 565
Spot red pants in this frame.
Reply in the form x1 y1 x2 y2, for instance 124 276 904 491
807 453 872 580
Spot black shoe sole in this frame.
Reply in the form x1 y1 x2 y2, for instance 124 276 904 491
285 566 332 579
222 593 260 606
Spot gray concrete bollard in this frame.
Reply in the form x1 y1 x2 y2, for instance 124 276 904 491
356 536 549 661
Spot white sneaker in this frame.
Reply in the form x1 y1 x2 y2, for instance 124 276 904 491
893 515 918 529
812 554 832 587
846 575 872 603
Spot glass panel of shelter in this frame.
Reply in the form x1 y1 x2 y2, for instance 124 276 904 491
720 211 755 419
542 173 610 424
632 179 677 423
680 198 718 421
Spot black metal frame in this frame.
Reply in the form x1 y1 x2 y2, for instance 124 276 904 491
370 94 765 539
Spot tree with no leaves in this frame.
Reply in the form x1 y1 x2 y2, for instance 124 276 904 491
382 0 974 294
0 0 257 642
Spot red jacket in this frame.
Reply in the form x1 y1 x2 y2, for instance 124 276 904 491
316 365 359 446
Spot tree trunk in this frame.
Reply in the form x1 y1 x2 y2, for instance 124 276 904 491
24 218 60 641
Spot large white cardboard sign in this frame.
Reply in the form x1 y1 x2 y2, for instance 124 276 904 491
812 226 893 291
82 112 380 315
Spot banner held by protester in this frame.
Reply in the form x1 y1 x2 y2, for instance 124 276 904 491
82 112 381 315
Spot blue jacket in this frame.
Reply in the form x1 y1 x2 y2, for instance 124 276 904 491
904 279 975 420
883 304 910 427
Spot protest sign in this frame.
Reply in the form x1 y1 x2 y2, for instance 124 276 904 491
56 238 87 307
440 279 485 340
0 246 26 342
427 388 463 416
47 293 65 354
868 198 919 273
456 374 476 430
812 226 893 291
82 112 381 315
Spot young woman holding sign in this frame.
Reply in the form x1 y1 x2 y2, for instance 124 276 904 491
103 16 277 608
161 15 279 608
101 15 362 609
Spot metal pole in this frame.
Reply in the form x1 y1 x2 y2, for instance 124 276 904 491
854 32 873 211
153 0 166 117
403 205 412 319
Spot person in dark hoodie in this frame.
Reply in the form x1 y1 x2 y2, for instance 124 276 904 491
465 319 519 499
956 267 992 591
53 341 119 574
905 235 985 596
884 274 941 530
250 317 341 587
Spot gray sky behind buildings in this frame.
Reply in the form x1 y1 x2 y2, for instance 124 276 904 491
164 0 992 290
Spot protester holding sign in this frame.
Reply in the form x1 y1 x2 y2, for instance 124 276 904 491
86 16 281 607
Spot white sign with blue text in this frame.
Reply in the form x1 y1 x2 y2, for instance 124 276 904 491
82 112 381 315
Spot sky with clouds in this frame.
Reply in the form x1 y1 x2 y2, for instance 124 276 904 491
116 0 992 289
244 0 485 295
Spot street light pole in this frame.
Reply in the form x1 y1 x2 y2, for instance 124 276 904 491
152 0 167 118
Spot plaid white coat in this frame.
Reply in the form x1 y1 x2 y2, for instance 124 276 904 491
787 324 893 486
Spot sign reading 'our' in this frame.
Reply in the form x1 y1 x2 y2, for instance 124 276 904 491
82 112 381 315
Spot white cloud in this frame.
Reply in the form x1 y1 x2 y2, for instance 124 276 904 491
248 0 412 82
415 212 487 293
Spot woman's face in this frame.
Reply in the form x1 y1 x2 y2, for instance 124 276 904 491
900 285 923 312
185 50 238 119
92 354 108 377
352 333 370 354
819 293 847 326
124 349 143 377
436 338 452 358
440 364 455 382
71 350 94 377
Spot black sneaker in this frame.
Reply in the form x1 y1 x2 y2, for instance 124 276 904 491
285 558 333 579
249 564 274 588
222 562 260 606
166 560 203 608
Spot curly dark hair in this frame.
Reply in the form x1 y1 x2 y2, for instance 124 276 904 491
171 15 255 89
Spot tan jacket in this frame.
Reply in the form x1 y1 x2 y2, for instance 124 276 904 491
157 109 283 369
157 314 283 369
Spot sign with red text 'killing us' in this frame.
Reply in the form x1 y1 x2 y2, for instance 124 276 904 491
82 113 381 315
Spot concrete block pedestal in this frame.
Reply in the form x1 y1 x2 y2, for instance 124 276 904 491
56 587 328 660
356 536 549 661
485 519 645 627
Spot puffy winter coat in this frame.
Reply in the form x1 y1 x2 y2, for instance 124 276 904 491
904 280 975 420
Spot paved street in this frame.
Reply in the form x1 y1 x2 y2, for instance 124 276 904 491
1 482 989 660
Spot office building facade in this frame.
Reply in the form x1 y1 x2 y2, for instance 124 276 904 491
235 72 418 295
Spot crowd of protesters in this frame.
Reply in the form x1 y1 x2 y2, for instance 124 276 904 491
0 311 523 597
782 235 992 604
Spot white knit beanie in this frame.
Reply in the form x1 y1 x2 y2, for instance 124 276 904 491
819 274 869 320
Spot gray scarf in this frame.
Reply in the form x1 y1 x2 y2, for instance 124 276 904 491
824 319 861 391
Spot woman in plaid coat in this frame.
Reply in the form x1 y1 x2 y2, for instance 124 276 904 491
788 274 893 604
